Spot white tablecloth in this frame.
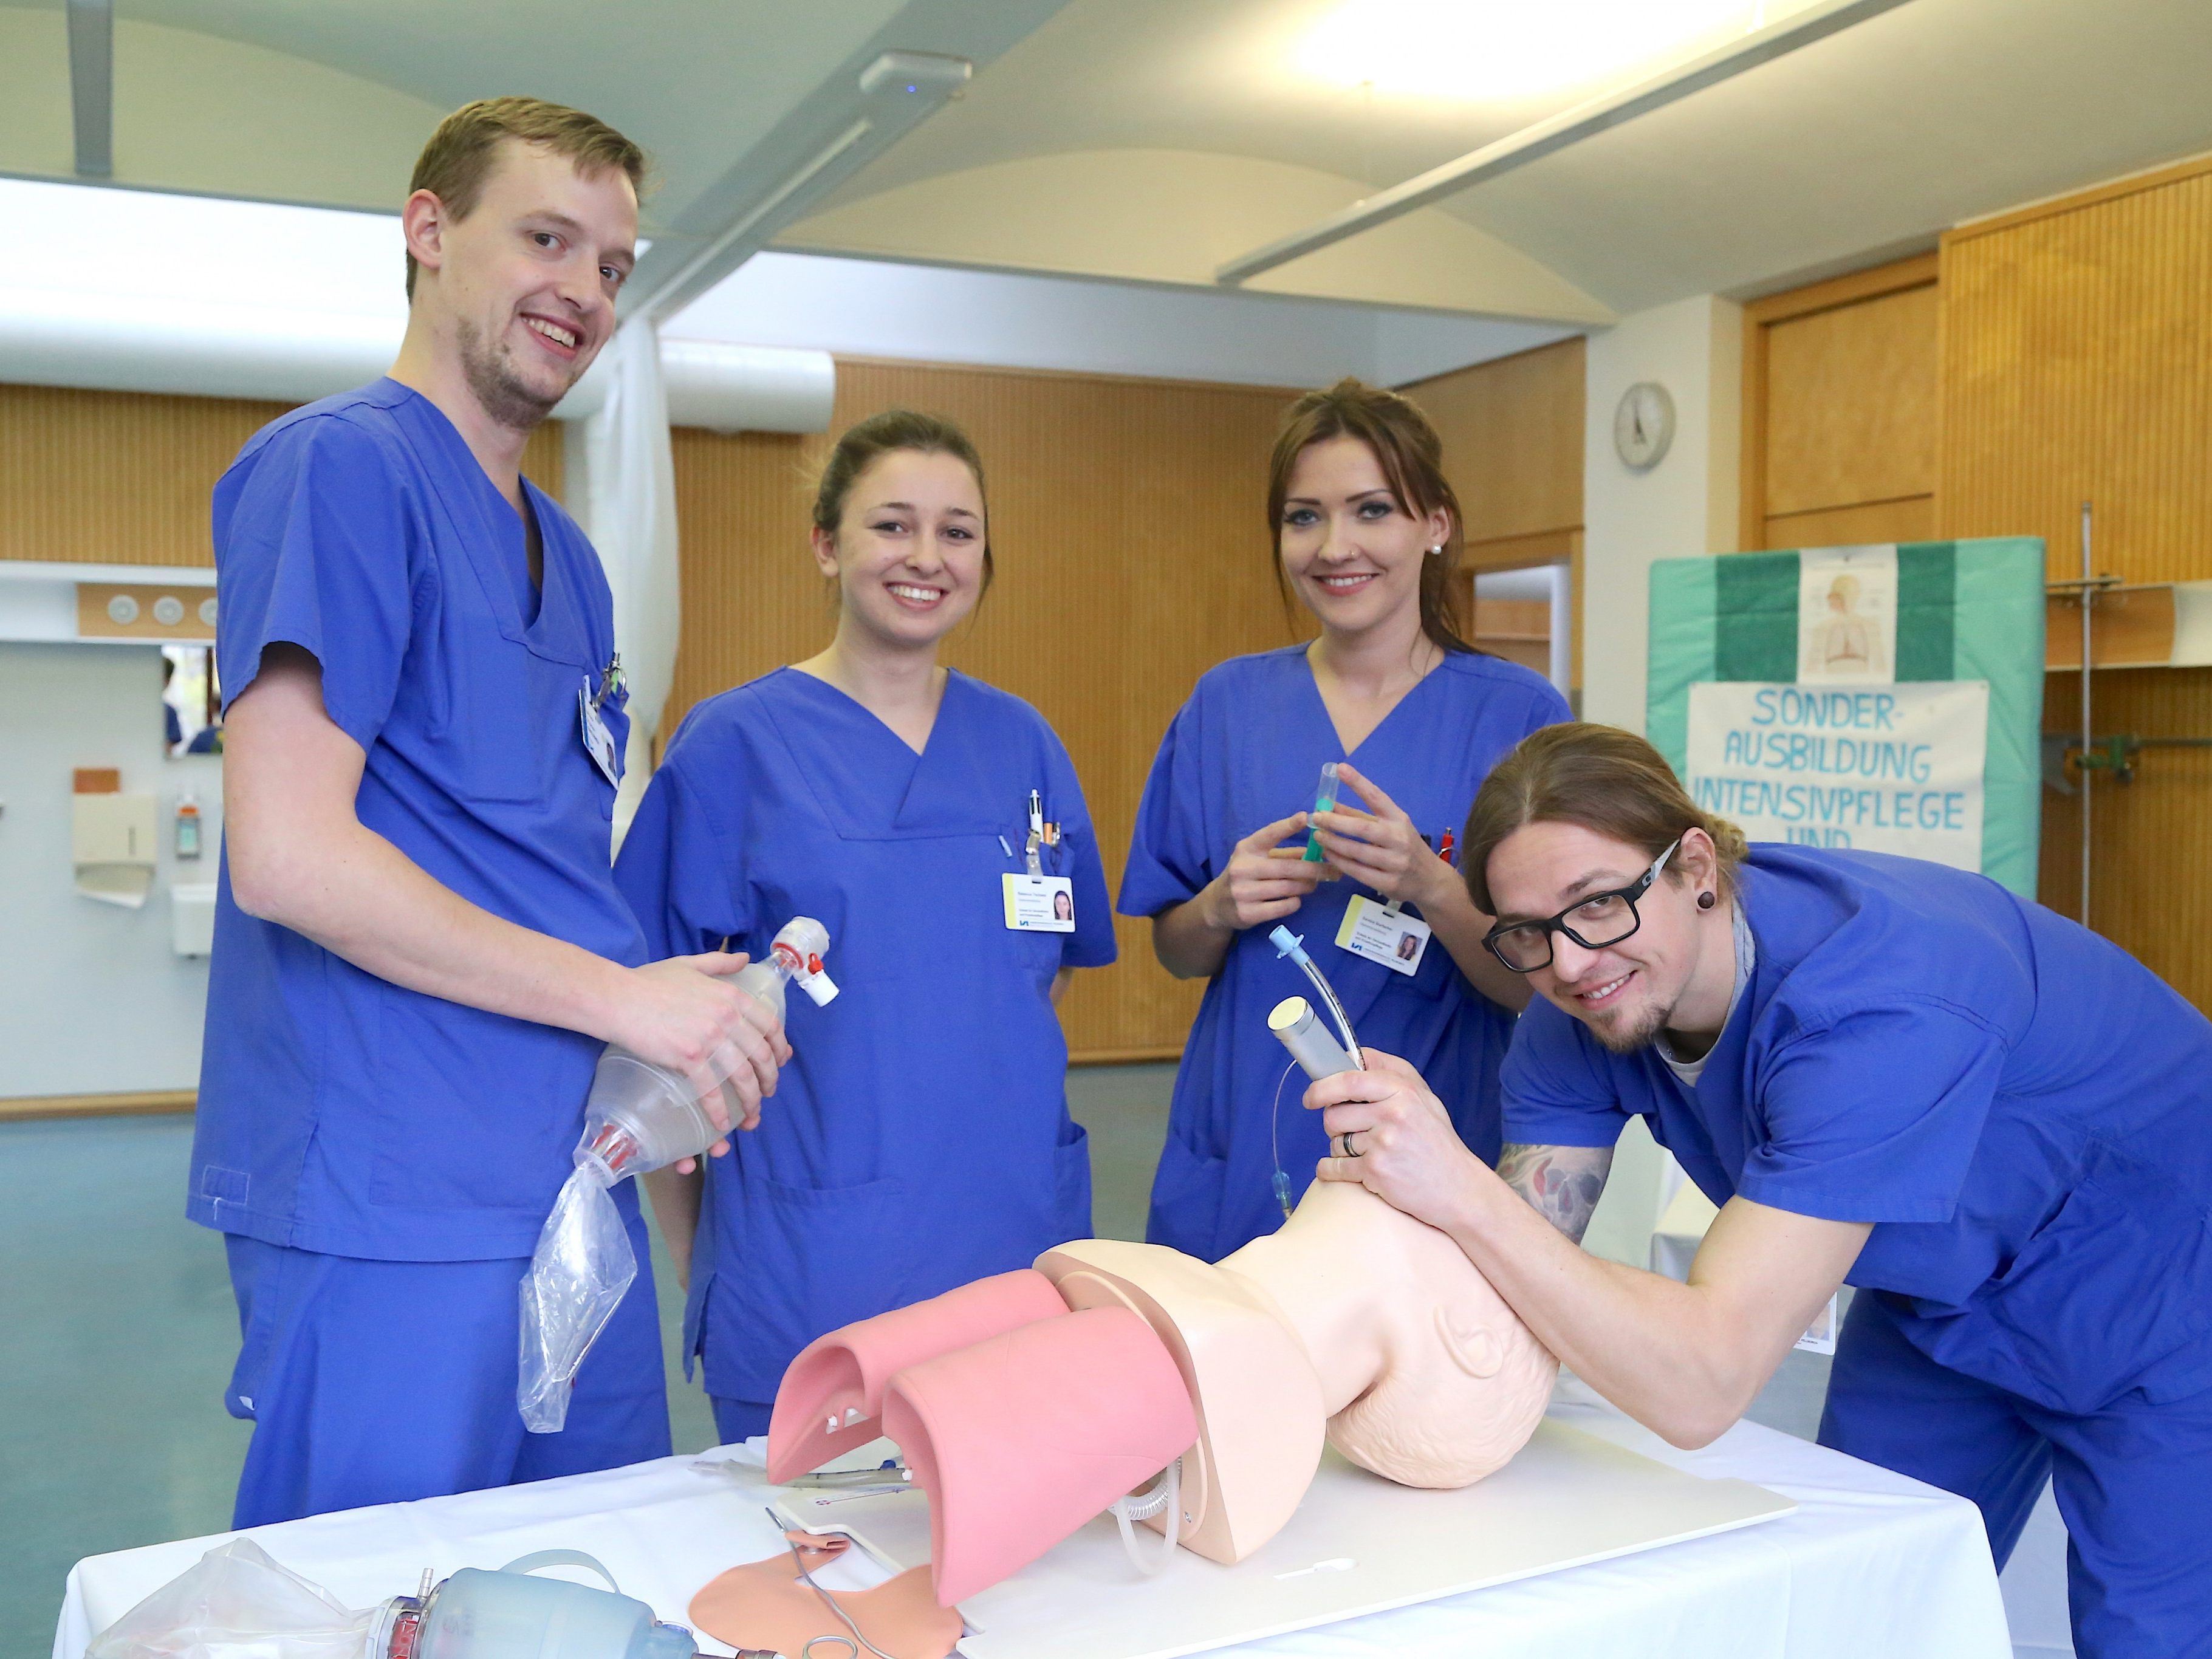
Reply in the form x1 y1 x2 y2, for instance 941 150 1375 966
56 1380 2010 1659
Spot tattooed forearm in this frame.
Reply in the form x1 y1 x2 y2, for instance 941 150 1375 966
1496 1142 1614 1244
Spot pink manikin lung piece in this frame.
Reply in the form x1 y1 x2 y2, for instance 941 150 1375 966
883 1304 1199 1607
767 1269 1071 1482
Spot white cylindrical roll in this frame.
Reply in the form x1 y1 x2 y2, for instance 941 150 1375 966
1269 996 1357 1081
657 338 835 434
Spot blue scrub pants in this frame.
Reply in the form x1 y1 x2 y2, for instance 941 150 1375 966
221 1207 671 1527
1820 1290 2212 1659
710 1395 773 1445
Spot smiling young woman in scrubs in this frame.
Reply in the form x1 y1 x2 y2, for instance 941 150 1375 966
615 411 1116 1442
196 101 788 1528
1119 378 1569 1261
1310 722 2212 1658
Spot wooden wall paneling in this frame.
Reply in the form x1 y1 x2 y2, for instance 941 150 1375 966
1762 496 1938 552
668 359 1303 1061
1940 158 2212 585
1740 253 1939 552
1403 338 1586 546
0 383 567 572
1406 341 1586 694
1941 151 2212 1007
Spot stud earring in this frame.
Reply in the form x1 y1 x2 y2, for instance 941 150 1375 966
1697 891 1717 911
1426 544 1443 556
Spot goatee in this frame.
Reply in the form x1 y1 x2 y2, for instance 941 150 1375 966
456 318 566 433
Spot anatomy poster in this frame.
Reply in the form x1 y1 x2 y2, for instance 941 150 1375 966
1646 538 2045 897
1798 545 1896 683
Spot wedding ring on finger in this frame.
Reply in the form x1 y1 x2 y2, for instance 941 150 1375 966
1338 1131 1363 1158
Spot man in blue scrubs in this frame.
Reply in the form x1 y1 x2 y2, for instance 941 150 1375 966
193 98 788 1526
1307 723 2212 1658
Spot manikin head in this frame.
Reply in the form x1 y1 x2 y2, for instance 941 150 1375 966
1464 723 1745 1053
1267 379 1469 657
809 411 992 662
769 1180 1556 1603
399 98 645 432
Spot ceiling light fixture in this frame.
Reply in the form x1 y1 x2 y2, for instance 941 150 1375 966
1293 0 1814 103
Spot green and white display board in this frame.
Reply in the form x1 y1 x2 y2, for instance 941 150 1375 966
1647 539 2045 899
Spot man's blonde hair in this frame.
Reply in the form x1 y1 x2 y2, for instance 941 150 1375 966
405 97 648 298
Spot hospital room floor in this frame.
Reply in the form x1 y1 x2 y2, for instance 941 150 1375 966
1 1064 1834 1646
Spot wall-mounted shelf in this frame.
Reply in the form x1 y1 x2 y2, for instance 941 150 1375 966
2046 579 2212 670
0 560 215 646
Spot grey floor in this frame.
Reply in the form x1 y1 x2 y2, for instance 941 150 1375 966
2 1062 1837 1648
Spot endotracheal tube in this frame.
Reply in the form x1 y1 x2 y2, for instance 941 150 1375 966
1264 926 1363 1219
518 919 837 1433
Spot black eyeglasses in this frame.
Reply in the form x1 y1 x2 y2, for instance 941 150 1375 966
1482 837 1682 973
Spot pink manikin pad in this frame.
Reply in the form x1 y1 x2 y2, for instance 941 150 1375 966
883 1304 1198 1607
688 1530 963 1659
768 1268 1070 1483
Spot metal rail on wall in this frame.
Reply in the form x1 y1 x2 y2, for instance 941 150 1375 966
2044 500 2212 928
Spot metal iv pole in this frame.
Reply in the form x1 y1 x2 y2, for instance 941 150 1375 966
2079 501 2093 926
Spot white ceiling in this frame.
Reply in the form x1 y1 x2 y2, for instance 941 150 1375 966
778 0 2212 319
2 0 2208 337
0 0 1064 227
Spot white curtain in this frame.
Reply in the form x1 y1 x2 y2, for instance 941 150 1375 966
578 320 683 850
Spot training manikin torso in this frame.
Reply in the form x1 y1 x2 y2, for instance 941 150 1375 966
767 1179 1558 1604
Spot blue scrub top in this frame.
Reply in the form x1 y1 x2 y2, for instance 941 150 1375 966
613 666 1116 1405
191 380 646 1262
1119 645 1570 1261
1504 845 2212 1416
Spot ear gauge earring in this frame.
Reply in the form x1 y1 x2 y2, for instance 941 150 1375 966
1697 891 1717 911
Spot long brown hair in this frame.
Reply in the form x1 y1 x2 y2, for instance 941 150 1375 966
811 409 994 595
1460 723 1749 914
1265 377 1474 655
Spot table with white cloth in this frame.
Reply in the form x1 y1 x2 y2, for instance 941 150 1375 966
55 1378 2012 1659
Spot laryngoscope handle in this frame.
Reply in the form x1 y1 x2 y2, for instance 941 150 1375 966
1270 996 1358 1081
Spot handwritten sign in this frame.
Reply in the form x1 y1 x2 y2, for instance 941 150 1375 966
1686 681 1988 869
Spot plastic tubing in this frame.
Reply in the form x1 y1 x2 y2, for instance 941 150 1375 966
1267 926 1362 1069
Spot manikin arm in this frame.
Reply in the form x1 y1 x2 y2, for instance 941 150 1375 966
224 646 789 1122
1310 1052 1869 1449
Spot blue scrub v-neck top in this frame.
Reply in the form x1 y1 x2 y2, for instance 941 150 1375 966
1504 844 2212 1416
614 666 1115 1405
190 379 646 1262
1119 644 1570 1261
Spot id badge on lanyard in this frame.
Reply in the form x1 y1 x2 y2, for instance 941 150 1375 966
1335 893 1431 976
1003 788 1075 932
578 655 623 786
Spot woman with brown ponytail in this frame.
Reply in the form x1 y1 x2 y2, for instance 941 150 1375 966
615 411 1116 1443
1307 722 2212 1659
1118 378 1569 1260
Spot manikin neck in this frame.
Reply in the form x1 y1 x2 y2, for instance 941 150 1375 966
1216 1184 1395 1418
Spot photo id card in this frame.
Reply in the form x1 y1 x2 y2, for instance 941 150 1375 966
1796 1293 1841 1356
578 682 620 785
1334 893 1431 976
1002 873 1076 933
